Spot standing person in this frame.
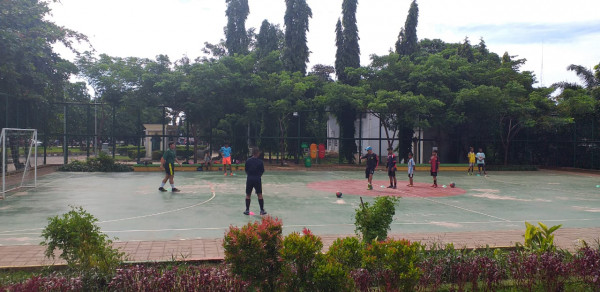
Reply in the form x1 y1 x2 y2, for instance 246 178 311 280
159 142 182 192
429 149 440 188
407 152 415 187
360 146 379 190
476 148 487 175
220 142 233 176
386 147 397 189
203 151 212 171
244 147 266 215
467 146 476 176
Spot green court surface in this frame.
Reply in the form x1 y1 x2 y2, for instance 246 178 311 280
1 169 599 246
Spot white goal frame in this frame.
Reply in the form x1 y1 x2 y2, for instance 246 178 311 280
1 128 37 198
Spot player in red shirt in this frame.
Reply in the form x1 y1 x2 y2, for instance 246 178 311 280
429 149 440 188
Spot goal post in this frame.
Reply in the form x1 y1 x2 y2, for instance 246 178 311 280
1 128 37 198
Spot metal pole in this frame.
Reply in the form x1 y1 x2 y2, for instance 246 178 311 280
112 105 116 158
162 106 166 152
137 107 142 164
359 113 362 165
63 104 68 165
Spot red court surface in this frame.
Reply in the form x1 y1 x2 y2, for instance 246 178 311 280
307 179 466 198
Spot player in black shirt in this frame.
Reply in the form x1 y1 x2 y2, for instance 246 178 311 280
244 147 266 215
360 146 379 190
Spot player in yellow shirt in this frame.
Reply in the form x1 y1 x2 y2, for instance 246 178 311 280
467 146 476 176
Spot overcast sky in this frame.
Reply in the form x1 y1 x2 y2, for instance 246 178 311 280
48 0 600 88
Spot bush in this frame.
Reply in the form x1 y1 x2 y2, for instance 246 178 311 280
326 236 363 271
355 196 399 243
223 215 283 291
362 238 422 291
313 260 355 292
40 206 124 276
522 221 562 253
280 228 323 291
58 152 133 172
127 149 146 159
152 150 163 161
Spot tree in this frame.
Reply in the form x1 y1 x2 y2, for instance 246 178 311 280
316 83 367 163
283 0 312 75
224 0 250 56
0 0 87 130
395 0 419 56
335 0 360 86
256 20 283 58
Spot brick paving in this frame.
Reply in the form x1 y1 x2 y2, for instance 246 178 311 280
1 227 599 268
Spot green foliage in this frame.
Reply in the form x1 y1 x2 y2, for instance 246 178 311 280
283 0 312 75
326 236 363 270
58 152 133 172
223 216 283 291
395 0 419 56
355 196 399 243
522 221 562 253
224 0 250 56
40 206 124 275
280 228 324 291
363 239 423 291
312 260 355 291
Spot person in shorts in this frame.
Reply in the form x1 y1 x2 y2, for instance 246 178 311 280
476 148 487 175
429 149 440 188
220 142 233 176
467 146 475 176
244 147 266 215
407 152 415 187
159 142 182 192
360 146 378 190
386 147 397 189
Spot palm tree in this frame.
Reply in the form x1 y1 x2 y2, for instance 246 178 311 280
553 63 600 98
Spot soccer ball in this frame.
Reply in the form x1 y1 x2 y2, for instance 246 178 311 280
449 182 456 188
336 191 343 198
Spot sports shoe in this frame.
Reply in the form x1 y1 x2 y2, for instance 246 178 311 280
224 173 228 176
229 173 234 176
387 185 393 188
172 188 181 192
243 210 250 215
260 210 267 215
392 186 397 189
158 187 167 192
367 184 373 190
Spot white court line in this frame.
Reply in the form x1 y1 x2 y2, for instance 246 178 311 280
0 184 217 234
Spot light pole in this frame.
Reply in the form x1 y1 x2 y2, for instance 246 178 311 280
294 112 300 164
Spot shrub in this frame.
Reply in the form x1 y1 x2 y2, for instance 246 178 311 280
0 274 83 292
362 238 422 291
522 221 562 253
573 246 600 290
58 152 133 172
354 196 399 243
40 206 124 276
313 260 355 292
223 215 283 291
108 265 249 292
326 236 363 271
280 228 323 291
127 149 146 159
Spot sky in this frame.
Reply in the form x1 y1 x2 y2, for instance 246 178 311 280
48 0 600 88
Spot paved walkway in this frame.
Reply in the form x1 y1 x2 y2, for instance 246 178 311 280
1 227 599 268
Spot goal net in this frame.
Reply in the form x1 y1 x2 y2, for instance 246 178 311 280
1 128 37 198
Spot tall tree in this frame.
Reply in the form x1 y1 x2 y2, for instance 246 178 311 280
256 20 282 57
0 0 87 129
335 0 360 85
224 0 250 56
283 0 312 75
395 0 419 56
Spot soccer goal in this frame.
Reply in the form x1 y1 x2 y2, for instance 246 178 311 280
1 128 37 198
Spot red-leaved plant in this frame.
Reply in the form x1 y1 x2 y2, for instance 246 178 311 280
223 215 283 291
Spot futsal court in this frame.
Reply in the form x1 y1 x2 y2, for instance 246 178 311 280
1 169 599 246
